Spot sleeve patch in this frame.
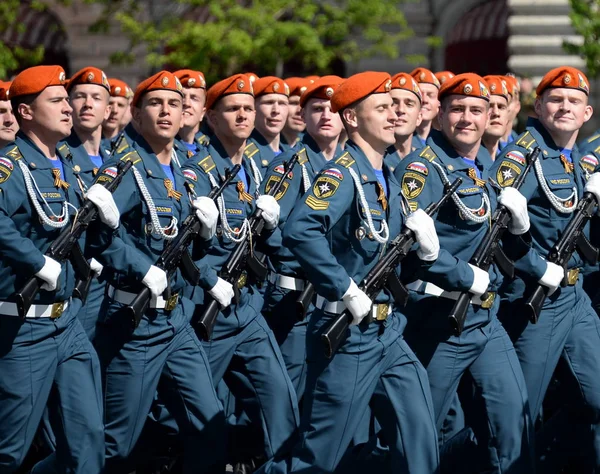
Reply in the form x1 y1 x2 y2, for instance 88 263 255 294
406 161 428 175
581 154 599 174
496 161 521 187
401 171 425 199
274 164 293 178
264 175 289 201
306 195 329 210
0 158 14 171
505 150 526 165
322 168 344 180
313 176 339 199
0 157 12 184
183 169 197 181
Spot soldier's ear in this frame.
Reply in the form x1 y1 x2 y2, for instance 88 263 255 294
17 103 33 122
341 107 358 129
533 97 542 118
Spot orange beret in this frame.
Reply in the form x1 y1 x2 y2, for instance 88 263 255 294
435 71 455 86
174 69 206 89
108 78 133 99
244 73 259 84
66 66 110 93
253 76 289 97
502 75 518 97
305 76 320 84
205 74 254 110
285 77 311 97
390 72 422 102
536 66 589 96
439 73 490 102
483 75 509 101
9 65 67 99
331 71 392 113
132 70 184 107
299 75 344 108
0 81 10 101
410 67 441 89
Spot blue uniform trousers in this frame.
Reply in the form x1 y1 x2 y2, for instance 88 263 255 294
0 303 104 474
94 297 225 474
256 311 439 474
404 297 534 474
74 278 105 341
262 283 310 400
499 280 600 471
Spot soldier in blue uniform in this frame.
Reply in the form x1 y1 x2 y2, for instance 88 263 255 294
244 76 290 185
256 71 441 474
385 72 424 173
101 78 133 155
499 75 520 149
0 65 113 473
174 69 209 160
280 77 311 151
481 75 511 159
0 80 17 148
90 70 225 474
181 74 300 468
410 67 441 149
395 73 534 473
260 75 344 400
492 66 600 471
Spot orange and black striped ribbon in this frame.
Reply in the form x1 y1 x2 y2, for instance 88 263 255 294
237 181 254 202
468 168 486 187
377 183 388 211
560 154 574 174
164 179 182 201
52 168 70 190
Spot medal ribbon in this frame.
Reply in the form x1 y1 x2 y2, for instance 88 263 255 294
164 179 182 201
468 168 486 187
237 181 254 202
52 168 70 190
377 183 388 211
560 154 574 174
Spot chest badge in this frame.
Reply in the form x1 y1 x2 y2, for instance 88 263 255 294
52 169 70 190
237 181 254 202
560 154 574 174
164 179 182 201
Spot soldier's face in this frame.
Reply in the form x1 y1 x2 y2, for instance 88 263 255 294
535 88 592 137
255 93 289 139
208 94 255 142
181 87 206 129
303 98 342 141
285 95 305 133
0 100 17 146
440 95 490 150
390 89 422 139
418 83 440 122
70 84 110 133
347 93 396 150
20 86 72 140
485 95 509 139
134 90 183 142
104 96 129 135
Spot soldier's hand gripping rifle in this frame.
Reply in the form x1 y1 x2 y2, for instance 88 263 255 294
197 154 300 341
126 165 240 328
448 147 540 336
320 178 462 359
524 190 599 324
15 160 134 318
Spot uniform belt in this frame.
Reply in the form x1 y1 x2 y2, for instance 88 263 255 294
267 272 306 291
406 280 496 308
315 295 391 321
566 268 580 286
107 285 179 311
0 300 68 319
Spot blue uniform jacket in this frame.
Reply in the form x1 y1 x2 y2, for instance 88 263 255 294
245 129 285 174
58 132 110 193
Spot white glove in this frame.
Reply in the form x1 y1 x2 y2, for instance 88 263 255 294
89 258 103 277
86 184 120 229
208 277 234 308
193 196 219 240
342 279 372 326
142 265 168 297
405 209 440 261
498 187 530 235
256 195 280 230
35 256 62 291
584 172 600 207
538 261 565 296
468 264 490 297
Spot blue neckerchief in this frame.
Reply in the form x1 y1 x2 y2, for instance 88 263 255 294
561 148 573 163
161 163 176 190
373 167 388 196
237 164 248 188
48 157 65 179
88 154 103 168
461 157 481 179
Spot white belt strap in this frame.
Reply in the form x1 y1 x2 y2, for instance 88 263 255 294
267 272 305 291
107 285 173 309
406 280 487 306
315 295 392 318
0 300 69 318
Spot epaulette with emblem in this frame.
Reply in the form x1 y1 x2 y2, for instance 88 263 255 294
515 131 538 151
244 142 260 159
197 155 216 174
196 134 210 146
5 146 22 161
418 146 438 162
57 143 72 161
296 147 308 165
334 152 355 168
120 150 142 165
116 134 130 154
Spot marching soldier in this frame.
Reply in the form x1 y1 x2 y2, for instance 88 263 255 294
90 71 225 473
435 71 455 87
482 75 511 158
385 72 423 172
280 77 311 151
256 71 441 474
181 74 300 468
0 65 113 473
410 67 441 148
395 73 534 473
492 66 600 471
173 69 209 159
0 80 17 148
499 75 521 149
260 75 344 399
101 77 133 153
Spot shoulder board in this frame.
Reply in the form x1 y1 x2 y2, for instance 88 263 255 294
515 131 538 151
296 147 308 165
594 144 600 155
586 133 600 144
197 155 216 174
116 135 130 154
244 142 260 158
120 150 142 165
418 146 437 162
5 146 22 161
196 134 210 146
57 143 71 160
334 152 355 168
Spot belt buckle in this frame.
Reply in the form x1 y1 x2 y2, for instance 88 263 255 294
50 302 65 319
375 304 389 321
567 268 579 286
480 292 495 309
165 293 179 312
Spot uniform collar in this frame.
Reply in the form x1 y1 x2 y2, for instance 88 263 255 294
526 118 565 159
427 129 493 178
208 136 258 194
133 135 184 183
344 140 401 189
60 132 98 173
13 131 59 170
